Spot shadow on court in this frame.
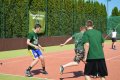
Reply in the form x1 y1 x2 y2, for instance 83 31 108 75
31 69 44 75
60 71 84 80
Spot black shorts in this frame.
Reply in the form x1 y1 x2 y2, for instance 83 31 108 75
84 59 108 77
112 38 116 42
73 49 84 63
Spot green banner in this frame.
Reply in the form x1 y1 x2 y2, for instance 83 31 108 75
29 11 45 33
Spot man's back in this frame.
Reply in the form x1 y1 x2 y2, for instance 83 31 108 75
83 20 108 80
112 31 117 38
83 29 105 59
72 32 84 50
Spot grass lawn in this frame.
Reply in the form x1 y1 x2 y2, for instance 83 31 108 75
0 73 49 80
0 44 74 60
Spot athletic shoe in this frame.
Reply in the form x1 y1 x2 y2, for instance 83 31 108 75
90 73 99 78
60 65 64 74
41 70 48 74
25 70 33 77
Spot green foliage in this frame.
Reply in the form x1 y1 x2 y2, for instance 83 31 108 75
0 0 29 38
111 7 119 16
0 0 107 38
119 10 120 16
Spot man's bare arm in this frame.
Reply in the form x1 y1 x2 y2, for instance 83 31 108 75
83 43 89 63
38 44 44 51
60 37 72 46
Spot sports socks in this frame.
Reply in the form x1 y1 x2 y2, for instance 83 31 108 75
27 66 32 71
43 67 45 71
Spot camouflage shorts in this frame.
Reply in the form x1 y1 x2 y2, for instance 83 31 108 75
73 49 85 63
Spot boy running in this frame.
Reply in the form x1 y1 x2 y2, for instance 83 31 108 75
82 20 108 80
25 24 47 77
60 26 86 74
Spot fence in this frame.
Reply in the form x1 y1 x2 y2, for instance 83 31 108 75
0 34 111 51
107 16 120 39
0 36 73 51
0 0 108 38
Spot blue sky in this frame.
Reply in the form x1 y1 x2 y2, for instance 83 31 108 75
98 0 120 16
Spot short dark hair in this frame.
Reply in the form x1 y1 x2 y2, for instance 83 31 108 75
86 20 93 27
34 24 41 29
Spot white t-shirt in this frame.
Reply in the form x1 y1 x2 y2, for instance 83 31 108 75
112 32 117 38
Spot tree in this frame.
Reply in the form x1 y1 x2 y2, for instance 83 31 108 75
0 0 107 38
111 7 119 16
119 10 120 16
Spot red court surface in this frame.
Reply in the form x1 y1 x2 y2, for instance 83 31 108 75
0 43 120 80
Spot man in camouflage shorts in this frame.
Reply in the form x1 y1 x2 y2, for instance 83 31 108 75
60 26 86 74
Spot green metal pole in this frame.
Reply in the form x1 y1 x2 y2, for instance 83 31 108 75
72 0 75 35
2 0 5 38
107 0 111 34
26 0 29 36
59 0 62 36
0 0 2 38
45 0 48 36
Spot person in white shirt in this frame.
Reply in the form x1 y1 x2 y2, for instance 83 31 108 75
111 28 117 50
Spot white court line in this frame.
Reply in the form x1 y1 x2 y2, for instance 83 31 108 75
0 50 73 64
0 49 120 64
1 54 120 64
0 57 73 64
106 55 120 61
1 58 30 64
0 50 73 61
0 55 29 61
0 73 54 80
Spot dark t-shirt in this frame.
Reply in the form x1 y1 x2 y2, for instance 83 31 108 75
72 32 84 50
27 31 39 50
82 29 105 59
